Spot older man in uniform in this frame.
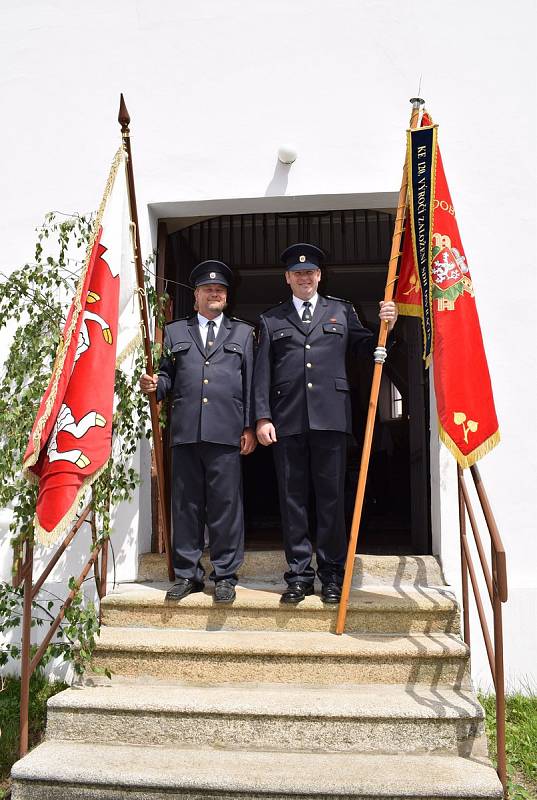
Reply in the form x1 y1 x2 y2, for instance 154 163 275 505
140 260 256 603
254 243 397 604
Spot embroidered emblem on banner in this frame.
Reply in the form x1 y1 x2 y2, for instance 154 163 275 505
432 239 474 311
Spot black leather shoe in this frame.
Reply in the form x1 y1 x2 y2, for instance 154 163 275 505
214 580 236 604
280 582 314 604
165 579 204 601
321 582 342 604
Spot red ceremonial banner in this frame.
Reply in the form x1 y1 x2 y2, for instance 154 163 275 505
23 148 140 544
395 113 500 467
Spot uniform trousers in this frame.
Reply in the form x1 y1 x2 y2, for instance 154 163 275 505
272 430 348 587
171 442 244 585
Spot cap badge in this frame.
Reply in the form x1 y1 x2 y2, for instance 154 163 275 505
299 255 306 263
209 271 216 279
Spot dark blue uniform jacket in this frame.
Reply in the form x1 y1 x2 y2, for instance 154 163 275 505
157 315 255 447
254 295 377 437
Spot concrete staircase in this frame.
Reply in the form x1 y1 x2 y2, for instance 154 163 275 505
11 552 503 799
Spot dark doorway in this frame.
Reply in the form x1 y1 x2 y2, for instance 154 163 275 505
160 209 431 555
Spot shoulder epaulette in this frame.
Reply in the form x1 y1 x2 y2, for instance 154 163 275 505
260 300 285 314
165 315 191 326
326 295 352 305
230 316 255 327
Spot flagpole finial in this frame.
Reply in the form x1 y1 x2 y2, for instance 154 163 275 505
410 97 425 109
118 94 130 134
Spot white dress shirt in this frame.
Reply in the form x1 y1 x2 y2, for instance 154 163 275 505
197 312 223 346
292 293 319 318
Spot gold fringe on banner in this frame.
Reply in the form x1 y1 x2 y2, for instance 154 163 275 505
33 461 110 547
115 330 143 367
438 420 501 469
396 303 423 318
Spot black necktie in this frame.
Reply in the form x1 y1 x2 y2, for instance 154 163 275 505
205 320 216 355
302 301 312 323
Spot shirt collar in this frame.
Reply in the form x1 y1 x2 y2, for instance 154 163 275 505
292 293 318 314
197 312 223 328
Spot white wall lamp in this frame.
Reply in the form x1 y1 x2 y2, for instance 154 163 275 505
278 145 297 165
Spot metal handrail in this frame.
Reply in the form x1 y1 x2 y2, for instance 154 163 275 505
14 500 109 758
457 464 508 796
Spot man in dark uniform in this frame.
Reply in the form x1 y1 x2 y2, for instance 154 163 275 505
254 243 397 604
140 260 256 603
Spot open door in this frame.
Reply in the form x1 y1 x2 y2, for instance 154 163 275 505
158 209 431 554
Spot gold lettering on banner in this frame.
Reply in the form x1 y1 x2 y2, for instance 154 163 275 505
453 411 479 443
434 199 456 216
437 298 455 312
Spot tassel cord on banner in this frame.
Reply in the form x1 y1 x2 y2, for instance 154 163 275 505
118 94 175 582
335 97 424 635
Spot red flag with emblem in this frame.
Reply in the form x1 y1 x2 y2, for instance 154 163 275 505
395 112 499 467
22 148 141 544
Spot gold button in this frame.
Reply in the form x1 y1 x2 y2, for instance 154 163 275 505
306 362 312 368
205 361 210 365
277 390 281 395
305 344 311 349
307 382 313 389
332 327 337 331
203 379 209 384
203 398 208 404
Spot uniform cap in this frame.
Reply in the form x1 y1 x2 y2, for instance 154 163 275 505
189 260 233 288
280 243 325 271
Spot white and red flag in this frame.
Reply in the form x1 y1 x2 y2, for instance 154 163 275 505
23 148 142 544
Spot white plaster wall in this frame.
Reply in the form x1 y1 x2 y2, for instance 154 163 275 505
1 0 535 688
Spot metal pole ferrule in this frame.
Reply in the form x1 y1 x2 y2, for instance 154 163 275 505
374 346 387 364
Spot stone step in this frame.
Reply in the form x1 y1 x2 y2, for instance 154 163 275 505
101 582 460 635
91 627 471 687
11 740 503 799
138 551 446 587
46 681 485 756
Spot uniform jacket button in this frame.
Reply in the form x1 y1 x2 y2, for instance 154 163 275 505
203 398 208 404
307 382 313 389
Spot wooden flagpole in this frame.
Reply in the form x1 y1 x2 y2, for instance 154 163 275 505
118 94 175 582
335 97 424 635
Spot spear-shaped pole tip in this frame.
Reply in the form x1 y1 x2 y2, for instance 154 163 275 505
118 93 130 131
